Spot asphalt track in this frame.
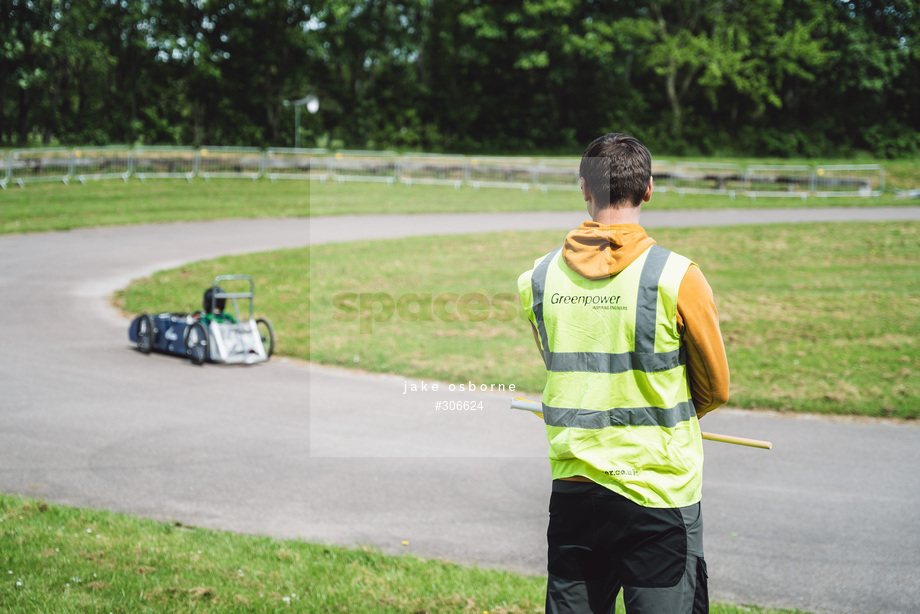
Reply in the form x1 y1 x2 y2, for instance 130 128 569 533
2 206 919 614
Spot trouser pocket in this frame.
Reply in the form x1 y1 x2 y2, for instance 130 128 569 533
693 557 709 613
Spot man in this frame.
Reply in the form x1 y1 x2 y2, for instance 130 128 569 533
518 133 730 613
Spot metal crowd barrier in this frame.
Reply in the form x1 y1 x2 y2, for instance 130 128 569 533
72 146 133 183
0 146 888 199
814 164 885 198
744 165 814 200
400 153 468 188
264 148 329 181
534 158 582 191
651 161 672 194
327 150 399 184
7 148 74 187
671 162 744 197
198 146 262 181
468 156 537 191
133 146 197 182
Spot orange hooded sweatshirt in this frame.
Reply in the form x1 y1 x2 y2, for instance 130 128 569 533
561 221 730 417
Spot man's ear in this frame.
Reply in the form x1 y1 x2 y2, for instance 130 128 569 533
642 176 654 203
581 177 591 203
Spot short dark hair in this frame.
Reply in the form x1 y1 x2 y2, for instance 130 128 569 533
579 133 652 208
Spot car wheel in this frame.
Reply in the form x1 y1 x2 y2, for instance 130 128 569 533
256 318 275 358
185 321 209 365
136 314 154 354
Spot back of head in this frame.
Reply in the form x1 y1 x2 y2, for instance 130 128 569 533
579 133 652 209
203 287 227 314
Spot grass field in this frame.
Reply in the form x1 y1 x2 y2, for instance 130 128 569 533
0 180 310 234
0 494 811 614
117 221 919 419
1 155 918 234
309 179 915 215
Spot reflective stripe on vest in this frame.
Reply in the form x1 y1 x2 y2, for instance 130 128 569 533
520 244 703 508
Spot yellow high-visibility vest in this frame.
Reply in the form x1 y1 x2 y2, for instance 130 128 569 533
518 245 703 508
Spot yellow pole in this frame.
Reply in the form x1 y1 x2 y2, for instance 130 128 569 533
511 397 771 450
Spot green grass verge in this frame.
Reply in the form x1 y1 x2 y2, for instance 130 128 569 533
308 180 915 216
0 494 810 614
0 179 309 234
2 156 919 234
116 221 919 419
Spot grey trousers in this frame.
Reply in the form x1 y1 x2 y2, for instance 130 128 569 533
546 480 708 614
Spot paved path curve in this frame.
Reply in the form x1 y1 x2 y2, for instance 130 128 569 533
1 207 919 614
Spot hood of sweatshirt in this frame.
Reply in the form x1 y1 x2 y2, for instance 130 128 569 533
562 221 656 280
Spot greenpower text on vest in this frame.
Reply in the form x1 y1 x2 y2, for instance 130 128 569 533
550 293 623 306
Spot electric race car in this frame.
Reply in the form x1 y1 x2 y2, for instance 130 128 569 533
128 275 275 365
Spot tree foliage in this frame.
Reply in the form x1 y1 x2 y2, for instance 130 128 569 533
1 0 917 157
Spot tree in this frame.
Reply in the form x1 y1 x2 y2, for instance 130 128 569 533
0 0 914 155
619 0 831 140
1 0 55 145
813 0 919 155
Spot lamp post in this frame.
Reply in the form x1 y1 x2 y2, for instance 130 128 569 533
282 95 320 149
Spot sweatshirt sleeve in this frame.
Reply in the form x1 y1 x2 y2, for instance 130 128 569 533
676 264 730 417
